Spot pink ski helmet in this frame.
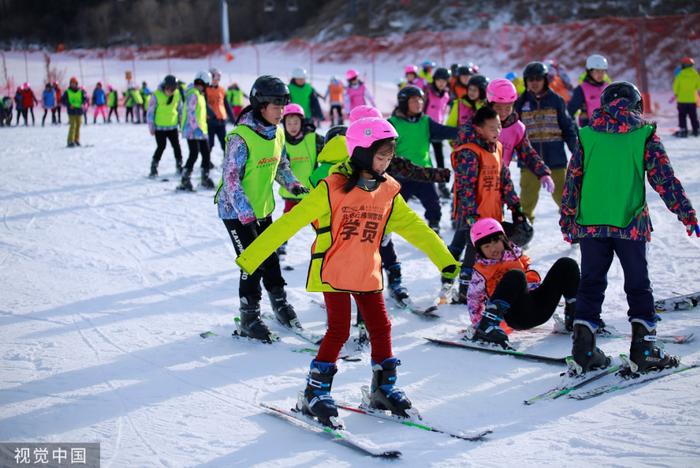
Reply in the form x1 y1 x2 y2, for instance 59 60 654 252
345 117 398 159
486 78 518 104
470 218 505 246
346 69 359 81
283 103 305 118
404 64 419 75
349 105 382 123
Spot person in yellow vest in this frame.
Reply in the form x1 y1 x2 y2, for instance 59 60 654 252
140 81 152 123
214 75 309 342
177 71 214 191
226 83 247 123
146 75 183 178
673 56 700 137
235 117 460 427
418 59 435 85
61 76 87 147
444 106 527 305
130 85 144 124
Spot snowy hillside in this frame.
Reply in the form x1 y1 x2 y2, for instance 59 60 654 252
1 54 700 466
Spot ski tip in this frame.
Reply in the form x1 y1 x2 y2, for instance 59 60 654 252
375 450 402 459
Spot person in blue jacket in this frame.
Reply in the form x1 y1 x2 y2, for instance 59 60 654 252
514 61 578 223
92 82 108 123
41 83 57 126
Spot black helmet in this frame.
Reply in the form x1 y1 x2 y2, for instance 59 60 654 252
432 67 451 81
250 75 290 108
397 85 425 113
523 61 548 82
450 63 461 75
324 125 347 145
467 74 489 100
600 81 643 113
163 75 177 89
509 219 534 247
456 65 472 77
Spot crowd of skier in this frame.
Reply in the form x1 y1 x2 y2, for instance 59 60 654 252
3 53 699 429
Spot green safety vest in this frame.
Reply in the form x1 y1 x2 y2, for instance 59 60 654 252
181 87 208 135
279 132 317 200
153 89 180 127
388 115 432 167
227 88 243 106
131 89 143 105
576 124 654 228
107 90 117 107
215 124 285 218
66 88 83 109
288 82 313 118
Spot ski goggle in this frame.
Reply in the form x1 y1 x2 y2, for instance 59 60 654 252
256 95 290 106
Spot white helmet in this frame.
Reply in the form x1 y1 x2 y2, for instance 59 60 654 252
291 67 307 80
195 70 212 85
209 68 222 79
586 54 608 70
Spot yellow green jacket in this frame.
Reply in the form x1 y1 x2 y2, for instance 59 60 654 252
236 161 458 292
673 67 700 104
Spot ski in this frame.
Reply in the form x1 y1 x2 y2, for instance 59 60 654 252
548 315 694 344
337 388 491 441
425 337 567 365
655 292 700 312
259 402 401 458
389 295 440 318
292 347 362 362
524 358 622 405
261 312 324 345
569 355 699 400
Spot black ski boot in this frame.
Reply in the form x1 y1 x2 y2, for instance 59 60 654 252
386 264 409 302
571 320 611 373
201 169 215 190
673 129 688 138
629 318 680 373
472 299 510 349
451 268 472 304
176 160 183 175
177 169 194 191
267 286 300 328
438 183 451 199
368 357 412 417
428 220 440 235
564 298 576 332
148 160 158 179
238 297 274 342
298 360 341 428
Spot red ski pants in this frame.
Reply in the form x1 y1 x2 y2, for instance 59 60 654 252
316 291 393 364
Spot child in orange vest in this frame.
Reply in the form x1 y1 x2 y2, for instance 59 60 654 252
236 117 459 428
443 106 526 304
467 218 580 348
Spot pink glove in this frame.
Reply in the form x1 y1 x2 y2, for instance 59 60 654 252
540 175 555 193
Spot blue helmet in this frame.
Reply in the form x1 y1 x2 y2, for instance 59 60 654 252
505 71 517 81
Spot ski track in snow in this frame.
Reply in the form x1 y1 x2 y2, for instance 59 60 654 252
1 106 700 466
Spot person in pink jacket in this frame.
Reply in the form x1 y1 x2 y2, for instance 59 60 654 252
424 67 452 198
343 69 375 113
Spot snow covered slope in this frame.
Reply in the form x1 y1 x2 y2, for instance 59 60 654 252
1 105 699 465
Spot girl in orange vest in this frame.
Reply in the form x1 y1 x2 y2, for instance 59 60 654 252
236 117 459 428
466 218 580 348
443 106 525 305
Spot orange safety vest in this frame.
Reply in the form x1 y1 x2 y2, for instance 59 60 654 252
549 75 571 103
452 141 504 221
474 255 541 296
319 173 401 293
328 83 344 103
206 86 227 120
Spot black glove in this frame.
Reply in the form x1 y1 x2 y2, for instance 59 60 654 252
290 184 310 196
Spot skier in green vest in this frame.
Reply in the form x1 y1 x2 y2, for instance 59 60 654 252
61 76 87 147
388 85 458 235
177 71 214 191
560 81 698 375
215 75 310 342
226 83 247 122
146 75 183 178
288 68 319 125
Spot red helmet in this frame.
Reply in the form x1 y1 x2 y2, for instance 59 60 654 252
680 56 695 67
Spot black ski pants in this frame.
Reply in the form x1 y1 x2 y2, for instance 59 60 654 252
492 257 580 330
152 130 183 166
224 217 286 301
184 139 211 172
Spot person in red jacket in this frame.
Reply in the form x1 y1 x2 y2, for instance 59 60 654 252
19 83 38 126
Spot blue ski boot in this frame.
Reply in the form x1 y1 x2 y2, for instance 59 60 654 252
298 360 341 428
368 357 412 417
472 299 510 349
571 319 611 373
386 264 409 302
